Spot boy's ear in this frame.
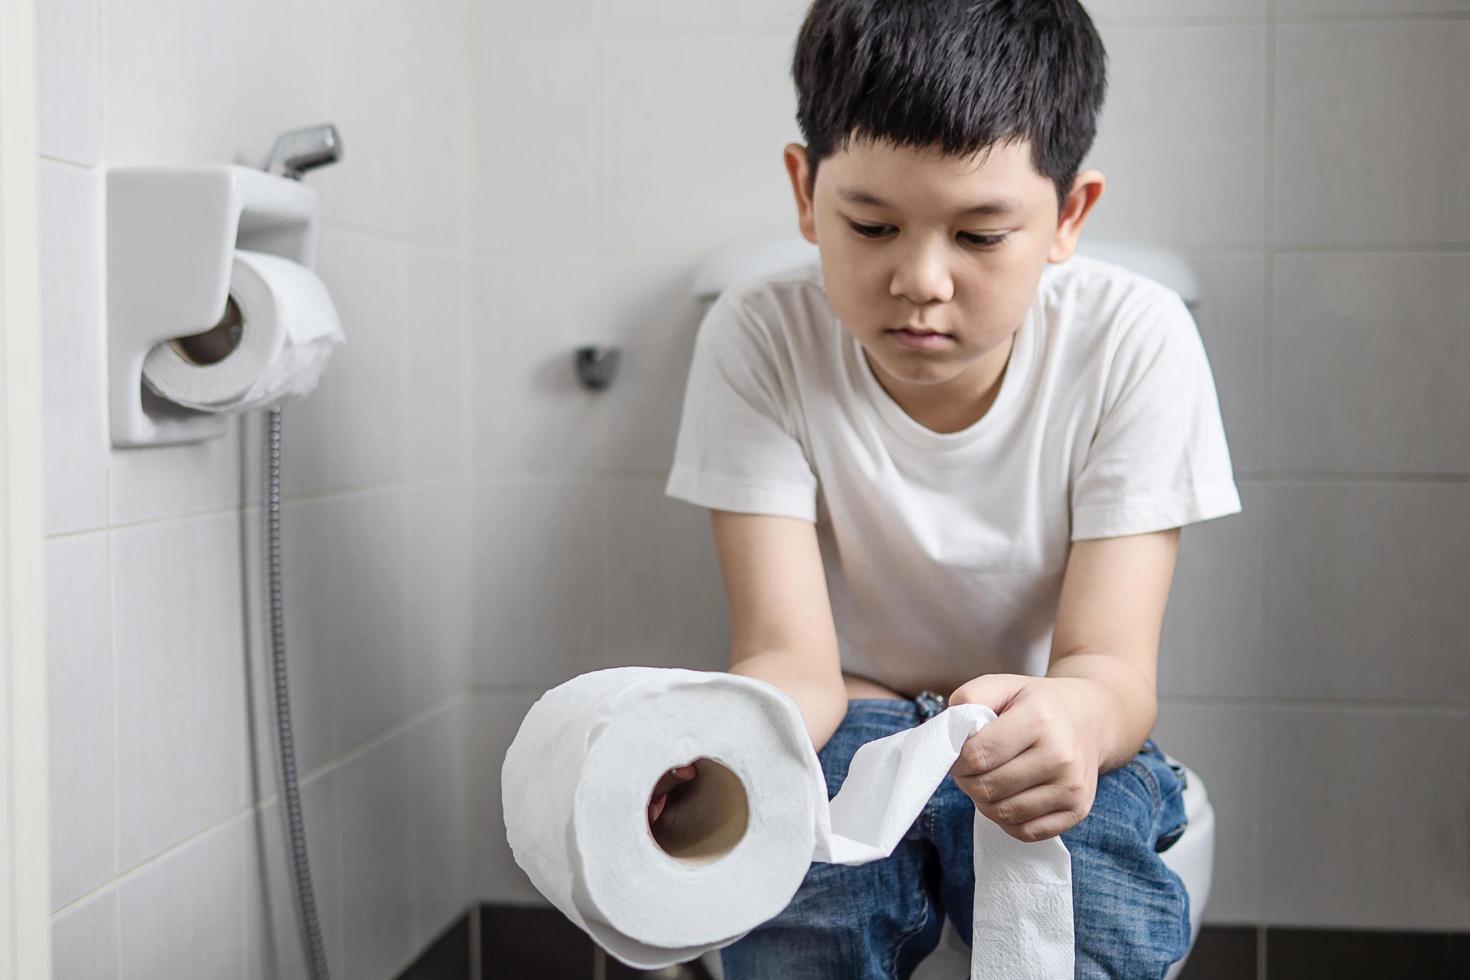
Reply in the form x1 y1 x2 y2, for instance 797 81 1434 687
1048 169 1105 264
784 143 819 245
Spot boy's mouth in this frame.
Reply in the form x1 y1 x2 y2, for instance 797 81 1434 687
887 326 955 350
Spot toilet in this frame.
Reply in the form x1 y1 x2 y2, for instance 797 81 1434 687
698 752 1214 980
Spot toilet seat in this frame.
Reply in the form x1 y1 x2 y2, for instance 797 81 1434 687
1159 754 1214 980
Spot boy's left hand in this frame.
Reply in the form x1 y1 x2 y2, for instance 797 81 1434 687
946 673 1109 843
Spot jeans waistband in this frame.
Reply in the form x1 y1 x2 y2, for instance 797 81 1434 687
914 689 948 720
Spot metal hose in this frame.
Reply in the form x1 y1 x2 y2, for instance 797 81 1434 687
264 406 331 980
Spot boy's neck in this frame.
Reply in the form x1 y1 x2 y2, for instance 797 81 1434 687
865 332 1017 435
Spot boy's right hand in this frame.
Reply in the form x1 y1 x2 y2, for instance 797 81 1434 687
647 763 699 831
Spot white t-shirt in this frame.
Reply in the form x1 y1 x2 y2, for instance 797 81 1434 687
664 254 1242 695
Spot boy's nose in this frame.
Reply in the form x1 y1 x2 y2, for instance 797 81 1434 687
890 243 955 305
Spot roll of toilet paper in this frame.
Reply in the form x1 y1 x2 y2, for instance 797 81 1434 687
141 249 345 413
501 666 1074 977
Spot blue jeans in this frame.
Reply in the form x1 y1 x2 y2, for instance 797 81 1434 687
720 694 1192 979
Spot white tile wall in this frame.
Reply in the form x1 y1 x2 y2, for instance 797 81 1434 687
116 814 254 980
1154 702 1266 924
1182 251 1268 475
284 226 409 498
1157 483 1265 699
473 479 606 687
41 0 477 973
101 0 238 166
1270 252 1470 473
109 419 244 526
598 37 801 258
1277 0 1470 22
111 512 252 870
1274 20 1470 246
467 690 542 906
337 732 418 978
245 772 342 980
1082 24 1270 247
51 889 119 980
488 0 597 37
469 35 604 261
38 161 108 535
1083 0 1270 22
1264 481 1470 703
36 0 101 164
471 259 612 475
410 701 473 945
46 533 116 908
600 0 810 37
405 483 475 714
244 497 337 778
1260 706 1470 930
316 0 469 246
326 489 413 755
404 248 473 480
232 0 329 169
601 261 712 474
603 477 729 671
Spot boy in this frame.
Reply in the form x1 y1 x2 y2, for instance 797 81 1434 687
652 1 1241 977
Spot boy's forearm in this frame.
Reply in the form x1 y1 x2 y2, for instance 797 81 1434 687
729 649 849 753
1046 649 1158 773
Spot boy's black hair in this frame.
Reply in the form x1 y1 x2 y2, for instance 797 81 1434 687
791 0 1108 220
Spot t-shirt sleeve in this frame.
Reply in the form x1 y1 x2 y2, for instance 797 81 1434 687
663 289 819 521
1070 290 1243 541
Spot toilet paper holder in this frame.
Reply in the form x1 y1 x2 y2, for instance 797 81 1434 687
106 164 322 447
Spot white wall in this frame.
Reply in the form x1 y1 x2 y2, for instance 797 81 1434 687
466 0 1470 937
39 0 476 977
1077 0 1470 931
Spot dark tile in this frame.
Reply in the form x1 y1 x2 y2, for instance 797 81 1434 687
1176 926 1257 980
398 914 471 980
1448 933 1469 975
602 950 714 979
1267 927 1448 980
480 903 594 980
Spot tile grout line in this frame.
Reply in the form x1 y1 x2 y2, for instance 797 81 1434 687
100 0 125 953
106 524 122 948
1259 0 1277 938
1093 10 1470 27
1160 694 1470 711
469 903 483 980
46 460 1470 546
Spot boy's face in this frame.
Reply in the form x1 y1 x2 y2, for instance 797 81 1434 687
783 135 1103 406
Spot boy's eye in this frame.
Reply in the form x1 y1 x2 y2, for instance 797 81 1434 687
846 220 1006 249
958 232 1007 248
848 221 891 239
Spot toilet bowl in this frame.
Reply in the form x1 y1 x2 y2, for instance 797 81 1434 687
699 753 1215 980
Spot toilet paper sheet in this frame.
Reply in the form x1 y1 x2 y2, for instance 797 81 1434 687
142 249 345 413
501 666 1074 977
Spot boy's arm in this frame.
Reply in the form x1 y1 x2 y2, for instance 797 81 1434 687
946 527 1181 842
1045 527 1179 771
710 509 849 753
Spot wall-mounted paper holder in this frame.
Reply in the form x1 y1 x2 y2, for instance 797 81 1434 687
107 164 322 447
